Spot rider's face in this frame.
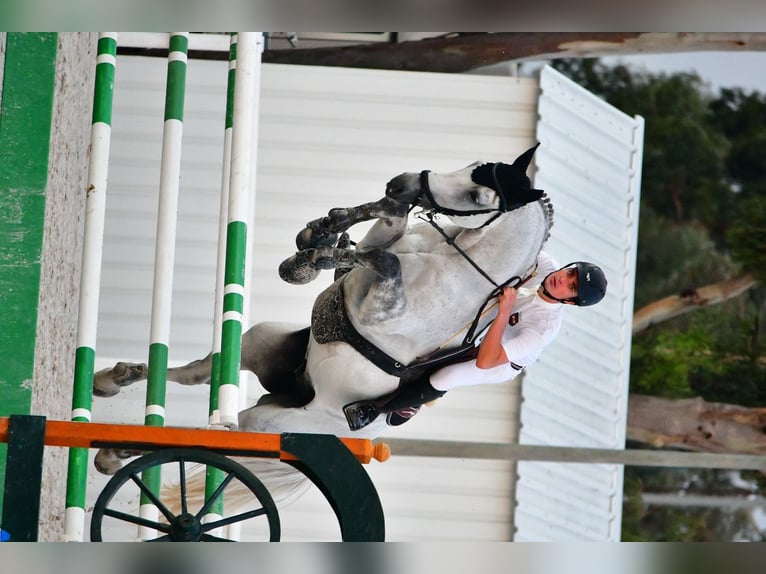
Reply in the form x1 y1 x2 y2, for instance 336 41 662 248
544 267 578 301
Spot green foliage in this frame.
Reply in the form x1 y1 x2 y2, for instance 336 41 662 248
630 328 721 397
552 59 766 248
727 194 766 283
621 465 766 541
634 205 737 307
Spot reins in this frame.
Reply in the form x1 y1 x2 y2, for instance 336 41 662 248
417 210 503 289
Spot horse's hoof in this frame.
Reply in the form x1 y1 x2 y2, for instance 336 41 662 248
296 226 339 250
279 252 320 285
94 448 143 475
94 449 123 475
92 384 120 398
93 362 147 397
296 227 313 250
112 362 147 387
93 369 122 397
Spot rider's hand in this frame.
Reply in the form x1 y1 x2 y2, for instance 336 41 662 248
498 287 517 315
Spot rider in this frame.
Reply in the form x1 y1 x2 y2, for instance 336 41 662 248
343 250 608 430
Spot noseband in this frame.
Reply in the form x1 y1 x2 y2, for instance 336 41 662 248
417 167 507 225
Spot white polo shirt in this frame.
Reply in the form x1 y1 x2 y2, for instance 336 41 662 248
430 251 564 391
500 251 564 369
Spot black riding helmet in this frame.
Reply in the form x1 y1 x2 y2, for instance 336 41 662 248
541 261 607 306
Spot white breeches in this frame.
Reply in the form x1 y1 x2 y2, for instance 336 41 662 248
429 358 522 391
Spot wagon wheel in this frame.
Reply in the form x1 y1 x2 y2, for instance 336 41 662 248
90 447 280 541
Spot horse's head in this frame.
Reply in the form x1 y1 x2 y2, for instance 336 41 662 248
385 144 545 228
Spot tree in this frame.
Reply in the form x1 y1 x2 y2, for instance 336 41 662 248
627 394 766 455
632 274 756 334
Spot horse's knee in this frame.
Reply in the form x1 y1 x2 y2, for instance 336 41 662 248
278 250 323 284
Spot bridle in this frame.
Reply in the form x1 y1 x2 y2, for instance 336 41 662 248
411 166 540 346
415 166 507 226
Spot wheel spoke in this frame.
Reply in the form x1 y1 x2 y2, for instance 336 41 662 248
201 507 269 531
103 507 171 533
128 472 175 522
178 458 188 515
200 533 236 542
196 471 236 518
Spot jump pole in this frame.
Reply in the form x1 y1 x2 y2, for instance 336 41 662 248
208 34 236 429
216 32 261 429
204 32 263 540
63 32 118 542
138 32 189 540
202 32 237 538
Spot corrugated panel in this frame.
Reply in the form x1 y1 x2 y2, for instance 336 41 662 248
89 56 540 540
512 66 644 541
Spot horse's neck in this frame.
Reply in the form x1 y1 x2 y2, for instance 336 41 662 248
352 204 548 363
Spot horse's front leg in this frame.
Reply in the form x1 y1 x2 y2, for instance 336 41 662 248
296 196 409 250
279 243 403 289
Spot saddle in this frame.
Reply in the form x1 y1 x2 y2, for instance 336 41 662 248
312 276 480 383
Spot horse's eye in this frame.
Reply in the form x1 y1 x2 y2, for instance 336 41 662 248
470 191 481 204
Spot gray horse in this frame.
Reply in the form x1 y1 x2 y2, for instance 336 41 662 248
93 145 553 486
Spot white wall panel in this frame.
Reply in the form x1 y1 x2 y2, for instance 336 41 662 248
512 66 644 541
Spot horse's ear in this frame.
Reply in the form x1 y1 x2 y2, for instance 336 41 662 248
512 142 540 173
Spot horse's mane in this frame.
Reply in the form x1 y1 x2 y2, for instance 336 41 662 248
540 192 554 244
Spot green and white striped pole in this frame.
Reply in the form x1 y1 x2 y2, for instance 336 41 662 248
201 32 238 538
217 32 261 429
64 32 118 542
139 32 188 539
208 34 237 428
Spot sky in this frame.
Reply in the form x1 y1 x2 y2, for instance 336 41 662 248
601 51 766 94
486 49 766 97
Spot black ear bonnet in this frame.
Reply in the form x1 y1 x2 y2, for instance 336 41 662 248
470 143 544 212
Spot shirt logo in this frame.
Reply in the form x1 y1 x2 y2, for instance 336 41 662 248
508 312 520 326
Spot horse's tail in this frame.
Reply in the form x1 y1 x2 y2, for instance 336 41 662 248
160 456 311 516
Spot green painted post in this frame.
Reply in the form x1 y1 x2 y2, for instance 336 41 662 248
0 32 58 523
1 415 47 542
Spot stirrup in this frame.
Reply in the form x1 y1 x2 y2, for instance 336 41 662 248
343 401 381 431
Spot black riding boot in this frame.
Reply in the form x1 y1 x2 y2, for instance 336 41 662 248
343 377 447 431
